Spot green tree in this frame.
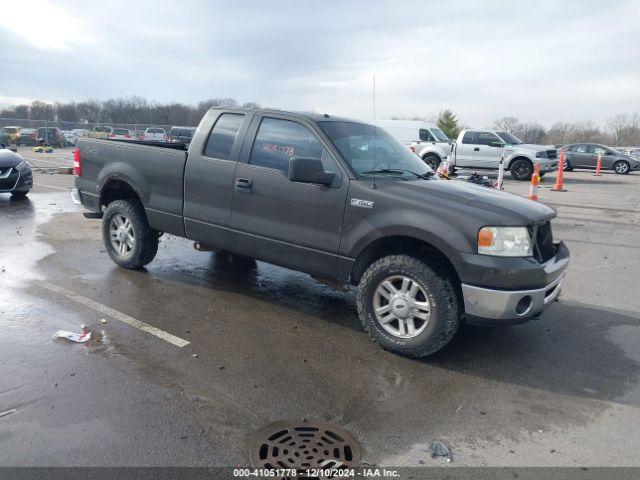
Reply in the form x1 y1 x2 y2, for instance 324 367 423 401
436 110 461 139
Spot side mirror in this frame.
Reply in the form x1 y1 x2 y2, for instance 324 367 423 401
289 157 335 186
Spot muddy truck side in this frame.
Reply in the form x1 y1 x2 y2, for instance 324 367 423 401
73 108 569 358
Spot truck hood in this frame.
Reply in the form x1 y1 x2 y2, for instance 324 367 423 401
506 144 554 154
384 177 556 225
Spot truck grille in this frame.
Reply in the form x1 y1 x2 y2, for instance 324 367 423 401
530 221 556 263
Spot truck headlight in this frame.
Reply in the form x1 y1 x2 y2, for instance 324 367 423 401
477 226 532 257
535 151 548 158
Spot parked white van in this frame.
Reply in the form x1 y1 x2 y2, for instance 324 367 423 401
376 120 452 170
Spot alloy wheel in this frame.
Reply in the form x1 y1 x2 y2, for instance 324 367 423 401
109 214 135 256
373 275 431 338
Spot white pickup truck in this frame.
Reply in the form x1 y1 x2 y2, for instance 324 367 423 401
449 130 558 181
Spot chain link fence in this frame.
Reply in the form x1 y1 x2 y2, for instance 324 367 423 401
1 117 187 147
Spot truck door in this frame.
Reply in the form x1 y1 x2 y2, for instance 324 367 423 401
455 131 477 167
183 111 249 243
229 114 349 278
473 132 503 168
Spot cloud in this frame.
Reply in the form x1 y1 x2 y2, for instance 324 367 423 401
0 0 94 50
0 0 639 127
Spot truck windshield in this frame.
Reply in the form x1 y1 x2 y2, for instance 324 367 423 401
320 121 433 178
496 131 523 145
431 127 450 142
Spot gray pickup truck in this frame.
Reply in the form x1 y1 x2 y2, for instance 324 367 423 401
73 108 569 357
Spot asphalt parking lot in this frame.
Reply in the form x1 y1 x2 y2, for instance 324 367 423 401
1 147 639 468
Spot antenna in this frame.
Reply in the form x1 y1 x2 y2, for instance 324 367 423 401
371 74 378 189
372 74 376 122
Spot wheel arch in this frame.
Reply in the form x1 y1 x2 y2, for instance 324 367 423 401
506 155 533 171
351 234 461 292
100 176 143 208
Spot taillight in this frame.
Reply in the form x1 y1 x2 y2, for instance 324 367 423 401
125 134 131 138
73 148 81 176
108 133 114 138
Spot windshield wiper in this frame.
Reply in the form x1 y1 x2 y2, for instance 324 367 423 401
360 169 433 180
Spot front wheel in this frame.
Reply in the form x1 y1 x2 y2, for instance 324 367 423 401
102 199 159 269
510 159 533 181
356 255 460 358
613 160 630 175
11 190 29 199
422 155 441 171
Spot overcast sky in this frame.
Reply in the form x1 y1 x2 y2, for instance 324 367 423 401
1 0 639 127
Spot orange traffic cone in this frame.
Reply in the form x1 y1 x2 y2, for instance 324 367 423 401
595 152 602 176
528 163 540 201
552 152 567 192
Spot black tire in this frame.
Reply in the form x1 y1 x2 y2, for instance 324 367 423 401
539 172 546 177
102 199 159 269
422 154 441 170
613 160 630 175
510 158 533 181
563 159 573 171
356 254 460 358
11 190 29 199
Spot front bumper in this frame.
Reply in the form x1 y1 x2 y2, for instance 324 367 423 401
460 242 569 324
0 167 32 193
537 161 558 172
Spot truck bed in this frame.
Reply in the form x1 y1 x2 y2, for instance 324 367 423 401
75 137 188 236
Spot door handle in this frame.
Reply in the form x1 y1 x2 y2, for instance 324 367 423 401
235 178 252 193
474 147 480 151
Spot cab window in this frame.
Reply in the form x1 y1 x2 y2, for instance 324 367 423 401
476 132 501 146
249 118 321 175
461 131 476 144
204 113 244 159
419 129 435 142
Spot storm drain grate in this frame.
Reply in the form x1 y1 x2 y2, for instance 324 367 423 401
248 420 362 473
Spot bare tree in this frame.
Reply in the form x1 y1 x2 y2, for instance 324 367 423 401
606 112 640 146
517 122 546 144
493 116 520 133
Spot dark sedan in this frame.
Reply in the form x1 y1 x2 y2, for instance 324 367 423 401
0 145 32 198
560 143 640 174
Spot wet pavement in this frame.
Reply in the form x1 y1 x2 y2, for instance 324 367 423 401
1 160 639 467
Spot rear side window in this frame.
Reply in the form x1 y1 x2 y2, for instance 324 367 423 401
419 129 435 142
249 117 322 175
572 144 588 153
204 113 244 159
461 131 475 144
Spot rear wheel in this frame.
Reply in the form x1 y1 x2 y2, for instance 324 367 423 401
510 158 533 181
357 254 460 358
613 160 630 175
102 199 159 269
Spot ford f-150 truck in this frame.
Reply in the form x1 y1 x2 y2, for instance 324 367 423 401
73 108 569 358
450 130 559 181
